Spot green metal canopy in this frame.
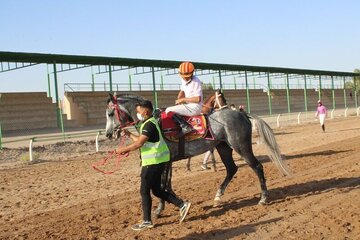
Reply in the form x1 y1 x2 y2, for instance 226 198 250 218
0 51 358 123
0 51 359 77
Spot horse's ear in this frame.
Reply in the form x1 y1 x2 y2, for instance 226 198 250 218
107 92 116 104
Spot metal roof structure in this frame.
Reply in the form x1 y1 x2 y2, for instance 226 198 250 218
0 51 358 122
1 51 359 77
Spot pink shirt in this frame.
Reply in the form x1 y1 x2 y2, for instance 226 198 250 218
316 105 327 115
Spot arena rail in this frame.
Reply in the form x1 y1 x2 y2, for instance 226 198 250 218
331 109 335 119
25 130 104 161
263 107 359 128
277 114 281 128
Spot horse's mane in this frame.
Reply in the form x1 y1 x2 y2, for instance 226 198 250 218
115 94 146 101
111 94 147 106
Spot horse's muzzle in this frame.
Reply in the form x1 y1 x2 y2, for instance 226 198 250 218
105 133 113 139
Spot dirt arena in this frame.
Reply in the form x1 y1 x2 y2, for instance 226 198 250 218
1 117 359 240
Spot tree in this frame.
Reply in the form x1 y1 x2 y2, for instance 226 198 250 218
345 69 360 93
202 82 214 90
354 69 360 92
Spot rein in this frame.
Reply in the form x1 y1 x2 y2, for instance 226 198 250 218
112 96 138 129
92 96 137 174
215 91 228 110
91 135 129 174
202 92 227 113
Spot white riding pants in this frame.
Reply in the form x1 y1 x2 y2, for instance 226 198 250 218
319 114 326 125
165 103 202 117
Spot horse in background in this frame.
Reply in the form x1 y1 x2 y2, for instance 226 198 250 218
105 89 291 216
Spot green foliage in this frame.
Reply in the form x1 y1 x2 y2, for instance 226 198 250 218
202 82 214 90
344 69 360 92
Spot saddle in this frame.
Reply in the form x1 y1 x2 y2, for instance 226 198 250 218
159 111 211 142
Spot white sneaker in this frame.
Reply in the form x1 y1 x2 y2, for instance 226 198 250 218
179 202 191 223
131 221 154 231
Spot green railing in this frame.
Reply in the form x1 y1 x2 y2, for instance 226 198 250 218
64 82 346 93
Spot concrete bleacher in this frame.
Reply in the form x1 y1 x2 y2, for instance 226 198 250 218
321 89 356 109
63 90 220 127
63 91 156 126
223 89 270 115
0 92 77 132
2 90 355 133
271 89 319 113
51 89 360 129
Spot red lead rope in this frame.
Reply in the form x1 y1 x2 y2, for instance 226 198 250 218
91 135 129 174
92 95 139 174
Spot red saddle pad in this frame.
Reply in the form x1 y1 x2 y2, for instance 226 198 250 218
160 112 207 141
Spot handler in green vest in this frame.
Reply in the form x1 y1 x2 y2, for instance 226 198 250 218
116 100 191 231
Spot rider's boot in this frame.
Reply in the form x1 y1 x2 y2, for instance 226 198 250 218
172 114 193 137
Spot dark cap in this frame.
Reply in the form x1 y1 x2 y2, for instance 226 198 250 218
136 100 153 112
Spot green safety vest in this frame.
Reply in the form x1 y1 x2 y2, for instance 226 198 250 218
140 117 170 166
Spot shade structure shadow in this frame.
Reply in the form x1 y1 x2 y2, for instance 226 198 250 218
199 177 359 220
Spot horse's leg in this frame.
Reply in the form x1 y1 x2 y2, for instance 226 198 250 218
211 150 217 172
154 162 169 217
240 146 269 205
214 142 237 206
186 158 191 171
154 162 177 217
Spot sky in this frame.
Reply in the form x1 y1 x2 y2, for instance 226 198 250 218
1 0 359 96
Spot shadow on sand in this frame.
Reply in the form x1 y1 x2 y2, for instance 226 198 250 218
175 217 283 240
175 177 360 239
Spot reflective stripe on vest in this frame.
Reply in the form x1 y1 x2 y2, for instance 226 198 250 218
140 117 170 166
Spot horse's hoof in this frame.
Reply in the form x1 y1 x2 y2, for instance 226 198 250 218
258 198 267 205
153 211 162 219
213 200 222 207
153 207 164 219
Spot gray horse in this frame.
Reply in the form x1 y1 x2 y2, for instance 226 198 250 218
105 91 290 216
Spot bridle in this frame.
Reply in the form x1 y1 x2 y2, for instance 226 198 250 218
107 96 138 135
214 91 228 110
201 91 228 114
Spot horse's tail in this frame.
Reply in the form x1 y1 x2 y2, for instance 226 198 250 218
248 114 292 176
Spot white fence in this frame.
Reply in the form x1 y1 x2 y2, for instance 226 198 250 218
259 107 360 129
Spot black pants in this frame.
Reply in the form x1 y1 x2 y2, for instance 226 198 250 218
140 162 184 222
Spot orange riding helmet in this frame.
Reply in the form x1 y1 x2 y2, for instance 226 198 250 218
179 62 195 78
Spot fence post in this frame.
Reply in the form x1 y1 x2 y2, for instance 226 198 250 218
330 109 335 119
29 138 34 162
344 108 348 117
297 112 301 124
357 107 360 117
0 122 2 150
58 104 65 143
277 114 281 128
96 131 100 152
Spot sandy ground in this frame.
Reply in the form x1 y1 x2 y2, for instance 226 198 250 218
0 117 359 240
